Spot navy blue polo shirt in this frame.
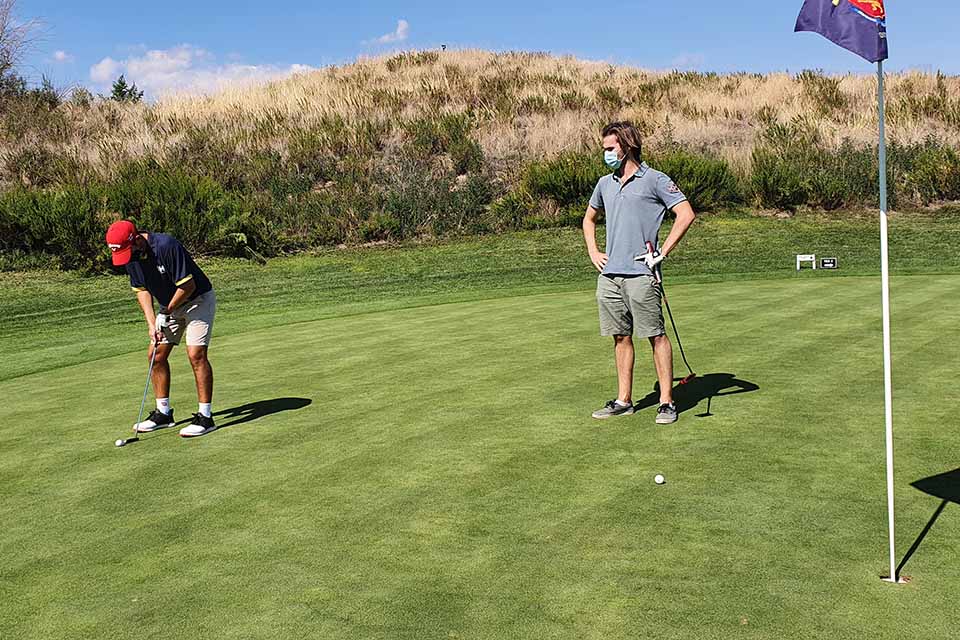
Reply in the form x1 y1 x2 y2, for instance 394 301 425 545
127 233 213 308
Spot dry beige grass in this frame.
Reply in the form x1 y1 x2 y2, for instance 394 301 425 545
4 49 960 183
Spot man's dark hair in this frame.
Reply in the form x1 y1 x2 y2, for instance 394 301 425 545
601 121 643 162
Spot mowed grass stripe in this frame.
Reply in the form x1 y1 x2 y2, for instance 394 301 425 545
2 277 960 639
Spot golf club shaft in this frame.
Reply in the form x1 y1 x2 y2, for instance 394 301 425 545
134 336 160 434
660 284 695 377
646 242 695 377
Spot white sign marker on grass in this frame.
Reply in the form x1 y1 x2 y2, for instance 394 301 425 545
796 254 816 271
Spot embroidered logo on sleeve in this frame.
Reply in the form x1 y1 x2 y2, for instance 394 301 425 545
667 182 680 194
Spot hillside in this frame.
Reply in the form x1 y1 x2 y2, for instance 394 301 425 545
1 50 959 270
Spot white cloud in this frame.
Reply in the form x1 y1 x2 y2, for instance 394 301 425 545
90 57 121 83
670 53 706 70
88 45 313 98
52 50 74 63
370 19 410 45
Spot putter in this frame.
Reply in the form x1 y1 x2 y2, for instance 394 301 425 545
115 334 160 447
643 241 696 385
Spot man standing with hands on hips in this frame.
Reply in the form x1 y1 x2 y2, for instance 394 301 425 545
106 220 218 437
582 121 697 424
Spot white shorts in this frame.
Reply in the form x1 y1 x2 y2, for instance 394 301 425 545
160 291 216 347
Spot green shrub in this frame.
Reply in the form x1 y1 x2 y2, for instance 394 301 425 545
750 116 957 210
517 95 553 116
559 90 588 110
750 118 876 210
488 189 537 230
523 152 606 208
796 69 847 115
595 86 623 111
891 140 960 205
377 154 494 237
0 186 108 271
651 149 741 211
403 113 483 175
359 211 402 242
385 51 440 73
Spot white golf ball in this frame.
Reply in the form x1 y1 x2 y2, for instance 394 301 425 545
115 439 124 447
654 474 665 485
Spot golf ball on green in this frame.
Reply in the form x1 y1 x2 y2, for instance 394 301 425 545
115 439 124 447
654 474 665 484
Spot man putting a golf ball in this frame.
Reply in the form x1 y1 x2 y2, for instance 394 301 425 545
106 220 218 438
583 121 696 424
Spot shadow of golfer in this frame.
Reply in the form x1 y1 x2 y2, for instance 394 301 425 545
214 397 312 430
635 372 759 416
895 468 960 579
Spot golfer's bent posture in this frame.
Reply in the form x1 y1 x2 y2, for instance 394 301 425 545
106 220 218 437
583 122 696 423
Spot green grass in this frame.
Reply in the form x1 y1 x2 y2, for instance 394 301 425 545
2 215 960 638
3 211 960 382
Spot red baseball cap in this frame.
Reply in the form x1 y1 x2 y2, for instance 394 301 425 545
105 220 138 266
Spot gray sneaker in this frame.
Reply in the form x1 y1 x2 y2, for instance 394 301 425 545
656 403 678 424
592 400 635 419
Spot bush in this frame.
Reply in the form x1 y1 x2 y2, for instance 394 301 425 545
651 149 741 211
890 140 960 206
377 153 494 237
751 117 958 210
523 152 606 208
0 186 108 271
750 119 876 210
403 113 483 175
385 51 440 72
796 69 847 115
488 189 537 230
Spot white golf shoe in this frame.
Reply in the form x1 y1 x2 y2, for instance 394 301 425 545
134 409 175 433
179 413 217 438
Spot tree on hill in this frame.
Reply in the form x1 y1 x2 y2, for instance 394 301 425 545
1 0 40 90
110 74 143 103
0 0 40 76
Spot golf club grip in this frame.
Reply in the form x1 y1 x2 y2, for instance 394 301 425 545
645 241 662 283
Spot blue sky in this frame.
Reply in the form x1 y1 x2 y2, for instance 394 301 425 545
18 1 960 98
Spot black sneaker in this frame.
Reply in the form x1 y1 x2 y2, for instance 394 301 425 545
656 403 678 424
179 413 217 438
592 399 635 419
134 409 175 433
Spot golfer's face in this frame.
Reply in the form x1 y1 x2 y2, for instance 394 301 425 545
602 134 622 160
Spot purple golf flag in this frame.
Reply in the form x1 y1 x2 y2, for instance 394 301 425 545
795 0 888 63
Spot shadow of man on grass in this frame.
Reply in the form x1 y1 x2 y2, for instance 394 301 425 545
895 468 960 580
634 372 759 417
214 397 312 430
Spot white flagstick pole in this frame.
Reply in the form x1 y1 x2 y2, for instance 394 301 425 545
877 59 900 584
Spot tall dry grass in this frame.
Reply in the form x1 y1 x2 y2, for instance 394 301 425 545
3 49 959 186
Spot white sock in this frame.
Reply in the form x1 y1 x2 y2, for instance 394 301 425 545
199 403 212 418
615 399 632 407
156 398 171 415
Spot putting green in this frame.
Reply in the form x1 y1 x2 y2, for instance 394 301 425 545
2 275 959 639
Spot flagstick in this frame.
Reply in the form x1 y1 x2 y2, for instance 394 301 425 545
877 59 902 584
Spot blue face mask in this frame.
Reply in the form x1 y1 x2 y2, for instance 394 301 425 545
604 150 622 170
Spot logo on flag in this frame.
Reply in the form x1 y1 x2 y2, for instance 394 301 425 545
846 0 885 21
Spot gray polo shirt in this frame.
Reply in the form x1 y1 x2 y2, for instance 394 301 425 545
589 162 687 277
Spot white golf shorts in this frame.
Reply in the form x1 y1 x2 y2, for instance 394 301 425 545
159 291 216 347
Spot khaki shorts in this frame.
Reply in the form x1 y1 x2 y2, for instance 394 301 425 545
597 274 664 338
159 291 216 347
